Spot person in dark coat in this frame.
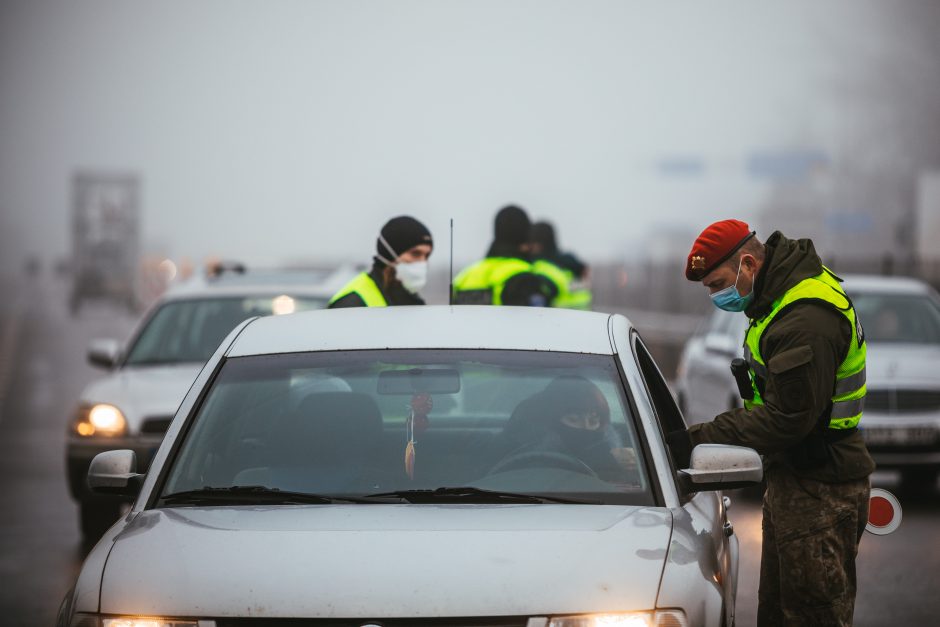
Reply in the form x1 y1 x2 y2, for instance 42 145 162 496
668 219 874 627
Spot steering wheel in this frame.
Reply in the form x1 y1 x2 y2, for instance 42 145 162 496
488 450 598 478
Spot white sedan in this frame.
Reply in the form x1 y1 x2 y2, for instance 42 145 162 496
59 306 761 627
66 267 352 540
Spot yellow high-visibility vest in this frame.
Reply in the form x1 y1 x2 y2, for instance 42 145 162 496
453 257 533 305
744 268 866 430
328 273 388 307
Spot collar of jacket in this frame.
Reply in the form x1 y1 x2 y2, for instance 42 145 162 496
745 231 824 320
485 241 531 260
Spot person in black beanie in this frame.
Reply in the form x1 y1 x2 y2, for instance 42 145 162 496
328 216 433 308
452 205 557 306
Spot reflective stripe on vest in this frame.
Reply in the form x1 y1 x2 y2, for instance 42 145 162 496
453 257 532 306
328 272 388 307
743 267 866 430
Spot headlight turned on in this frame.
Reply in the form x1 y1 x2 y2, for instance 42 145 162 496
541 610 688 627
74 404 127 437
103 619 200 627
271 294 296 315
69 617 200 627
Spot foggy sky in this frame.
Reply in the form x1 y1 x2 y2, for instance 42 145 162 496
0 0 890 271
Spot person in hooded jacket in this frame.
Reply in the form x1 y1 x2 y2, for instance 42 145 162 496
496 376 636 480
667 219 874 627
328 216 433 308
530 220 593 310
452 205 557 306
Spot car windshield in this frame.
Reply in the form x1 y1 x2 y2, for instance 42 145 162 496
160 350 654 506
125 296 327 365
850 292 940 344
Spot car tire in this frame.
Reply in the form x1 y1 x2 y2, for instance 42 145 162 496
79 497 123 542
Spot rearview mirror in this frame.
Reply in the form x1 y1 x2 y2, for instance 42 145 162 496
377 368 461 395
678 444 762 493
87 339 121 369
87 450 144 497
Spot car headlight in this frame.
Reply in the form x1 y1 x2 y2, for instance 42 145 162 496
544 610 688 627
73 404 128 437
102 619 200 627
69 615 202 627
271 294 296 315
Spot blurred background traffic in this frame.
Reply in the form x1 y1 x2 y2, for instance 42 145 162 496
1 1 939 626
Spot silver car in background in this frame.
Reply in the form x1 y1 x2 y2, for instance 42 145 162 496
59 306 761 627
674 309 746 427
846 275 940 492
66 266 353 540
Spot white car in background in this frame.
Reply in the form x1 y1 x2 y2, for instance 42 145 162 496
66 266 354 540
58 306 761 627
848 275 940 492
674 309 747 427
674 273 940 493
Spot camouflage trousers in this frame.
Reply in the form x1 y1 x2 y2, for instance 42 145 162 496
757 469 870 627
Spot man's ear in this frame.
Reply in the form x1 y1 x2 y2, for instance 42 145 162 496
740 253 757 273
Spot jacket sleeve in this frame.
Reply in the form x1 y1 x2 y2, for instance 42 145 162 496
686 302 852 454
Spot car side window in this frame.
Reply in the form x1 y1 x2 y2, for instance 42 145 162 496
633 337 687 435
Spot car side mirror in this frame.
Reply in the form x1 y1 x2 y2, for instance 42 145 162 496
87 450 144 497
703 333 738 357
87 339 122 369
678 444 762 493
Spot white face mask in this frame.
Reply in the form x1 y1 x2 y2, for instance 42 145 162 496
395 260 428 293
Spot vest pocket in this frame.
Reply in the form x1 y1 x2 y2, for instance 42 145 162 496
768 345 815 414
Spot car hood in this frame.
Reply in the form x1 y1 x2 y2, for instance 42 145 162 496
80 364 203 428
865 343 940 388
101 504 672 618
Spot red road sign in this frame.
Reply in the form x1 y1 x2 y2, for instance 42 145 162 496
866 488 902 535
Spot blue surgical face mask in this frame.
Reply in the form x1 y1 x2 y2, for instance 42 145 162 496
710 259 754 312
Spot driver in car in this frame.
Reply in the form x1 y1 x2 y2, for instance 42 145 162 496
503 376 637 477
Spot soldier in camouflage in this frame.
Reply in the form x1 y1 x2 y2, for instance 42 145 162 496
668 220 874 627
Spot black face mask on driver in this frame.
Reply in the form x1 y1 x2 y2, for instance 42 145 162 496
555 423 606 452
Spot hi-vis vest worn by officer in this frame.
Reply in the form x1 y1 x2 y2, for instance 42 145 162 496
328 272 388 307
453 258 532 305
743 267 866 431
531 260 570 307
529 260 591 310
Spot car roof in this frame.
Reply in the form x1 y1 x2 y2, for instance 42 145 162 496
159 267 356 302
840 273 936 295
227 306 621 356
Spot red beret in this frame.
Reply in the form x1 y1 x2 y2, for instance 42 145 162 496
685 219 756 281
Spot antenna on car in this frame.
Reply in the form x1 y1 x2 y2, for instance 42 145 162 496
448 218 455 305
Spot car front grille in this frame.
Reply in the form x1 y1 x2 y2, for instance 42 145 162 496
214 619 530 627
140 415 174 435
864 389 940 414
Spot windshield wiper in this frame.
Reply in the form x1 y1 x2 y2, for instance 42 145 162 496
159 485 393 506
364 486 598 504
